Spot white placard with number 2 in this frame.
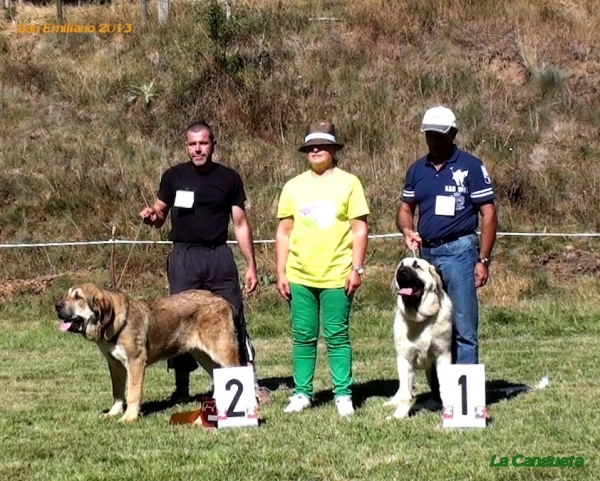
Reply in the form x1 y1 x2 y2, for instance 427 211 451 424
442 364 487 428
213 366 259 429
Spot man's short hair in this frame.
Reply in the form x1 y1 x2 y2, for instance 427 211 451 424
186 121 215 143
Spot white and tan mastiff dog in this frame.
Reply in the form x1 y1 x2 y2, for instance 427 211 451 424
385 257 453 418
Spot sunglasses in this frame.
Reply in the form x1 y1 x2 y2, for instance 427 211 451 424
306 145 330 153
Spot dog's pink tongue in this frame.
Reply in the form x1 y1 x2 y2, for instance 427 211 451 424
60 322 72 332
399 288 413 296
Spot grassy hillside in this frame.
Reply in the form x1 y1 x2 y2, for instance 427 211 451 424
1 0 600 290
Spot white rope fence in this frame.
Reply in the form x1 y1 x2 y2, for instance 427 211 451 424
1 232 600 249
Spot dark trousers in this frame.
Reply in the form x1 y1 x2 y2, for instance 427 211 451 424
167 243 254 374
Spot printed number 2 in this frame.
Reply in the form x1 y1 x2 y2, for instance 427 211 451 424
226 379 245 418
458 374 467 415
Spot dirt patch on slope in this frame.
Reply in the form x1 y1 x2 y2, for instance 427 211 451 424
0 275 62 303
533 246 600 280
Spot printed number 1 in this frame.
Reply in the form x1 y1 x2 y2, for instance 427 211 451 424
226 379 245 417
458 374 467 415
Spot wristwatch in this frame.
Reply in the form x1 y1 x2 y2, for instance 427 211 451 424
352 265 364 276
477 257 491 267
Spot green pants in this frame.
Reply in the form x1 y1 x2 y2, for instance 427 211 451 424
289 283 353 399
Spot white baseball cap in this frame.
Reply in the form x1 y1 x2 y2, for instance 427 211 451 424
421 106 458 134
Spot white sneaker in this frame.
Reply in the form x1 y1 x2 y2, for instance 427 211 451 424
284 394 311 413
335 396 355 417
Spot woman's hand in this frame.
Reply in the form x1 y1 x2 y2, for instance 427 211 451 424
277 273 291 301
345 270 362 296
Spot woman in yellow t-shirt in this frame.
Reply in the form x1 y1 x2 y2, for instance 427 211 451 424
275 120 370 417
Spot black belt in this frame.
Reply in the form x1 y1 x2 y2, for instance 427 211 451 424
174 242 225 250
421 232 474 248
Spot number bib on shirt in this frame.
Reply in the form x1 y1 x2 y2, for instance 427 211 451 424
174 190 194 208
435 195 456 216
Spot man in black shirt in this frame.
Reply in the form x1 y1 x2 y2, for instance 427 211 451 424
139 121 265 403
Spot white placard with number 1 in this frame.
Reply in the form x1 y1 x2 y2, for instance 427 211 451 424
442 364 487 428
213 366 259 429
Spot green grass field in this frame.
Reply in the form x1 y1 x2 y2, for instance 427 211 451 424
1 253 598 481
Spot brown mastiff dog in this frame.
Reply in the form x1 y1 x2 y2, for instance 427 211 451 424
55 283 240 422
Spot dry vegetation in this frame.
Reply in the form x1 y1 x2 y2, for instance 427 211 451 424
1 0 600 302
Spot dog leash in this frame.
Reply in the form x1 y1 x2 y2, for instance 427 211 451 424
116 219 145 290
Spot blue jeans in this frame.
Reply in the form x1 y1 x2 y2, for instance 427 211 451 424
422 234 479 396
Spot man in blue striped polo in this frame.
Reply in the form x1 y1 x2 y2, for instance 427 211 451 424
396 106 498 401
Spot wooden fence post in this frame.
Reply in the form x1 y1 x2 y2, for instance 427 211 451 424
140 0 148 28
110 225 117 289
56 0 63 23
158 0 169 25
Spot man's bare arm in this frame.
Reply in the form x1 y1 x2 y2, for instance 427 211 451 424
478 201 497 259
139 199 169 228
232 205 258 294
